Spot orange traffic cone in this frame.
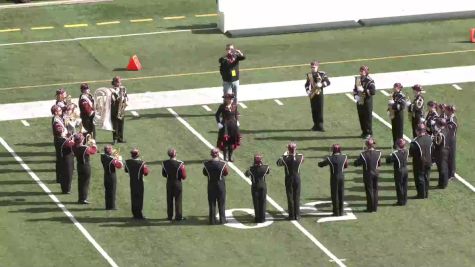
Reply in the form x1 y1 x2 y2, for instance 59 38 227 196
470 28 475 43
127 55 142 71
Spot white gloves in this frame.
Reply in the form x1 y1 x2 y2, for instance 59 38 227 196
388 99 395 105
354 95 361 102
237 121 240 127
218 123 224 129
316 82 323 88
356 86 364 93
323 81 328 87
118 156 123 162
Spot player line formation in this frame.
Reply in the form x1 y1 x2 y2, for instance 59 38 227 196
48 44 458 224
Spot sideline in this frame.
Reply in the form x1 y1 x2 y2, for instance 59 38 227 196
167 108 347 267
0 137 120 267
343 93 475 193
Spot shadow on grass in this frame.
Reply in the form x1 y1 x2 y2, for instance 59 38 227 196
0 151 53 157
255 136 373 142
146 159 205 166
0 168 54 174
129 112 214 120
166 23 220 35
14 142 52 147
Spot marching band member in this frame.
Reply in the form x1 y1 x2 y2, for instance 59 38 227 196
445 105 458 180
51 104 66 183
219 44 245 104
318 144 348 216
111 76 128 144
408 84 425 138
78 83 96 139
203 148 228 225
215 93 240 162
276 142 304 221
432 118 449 189
305 61 331 132
353 65 376 139
125 148 150 219
55 88 68 112
425 100 439 136
385 138 409 206
53 124 74 194
64 103 82 136
162 148 187 221
409 124 433 199
101 145 123 210
245 154 270 223
437 103 447 120
354 138 381 212
72 133 97 204
388 83 407 148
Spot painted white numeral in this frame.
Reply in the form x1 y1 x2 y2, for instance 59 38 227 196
301 201 357 223
222 208 274 229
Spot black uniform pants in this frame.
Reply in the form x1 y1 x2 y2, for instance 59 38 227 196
448 140 456 178
61 154 74 194
435 150 449 189
391 112 404 147
310 95 323 130
411 115 422 138
285 176 301 219
208 180 226 224
77 163 91 202
330 176 344 216
54 138 61 183
112 116 125 142
414 164 431 198
356 100 373 136
251 184 267 223
394 168 408 205
363 174 378 212
130 180 144 218
104 174 117 210
81 115 96 138
167 181 183 220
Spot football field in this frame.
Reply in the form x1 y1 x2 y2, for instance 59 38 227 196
0 1 475 266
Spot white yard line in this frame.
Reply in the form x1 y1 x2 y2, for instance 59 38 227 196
21 120 29 126
0 0 112 9
167 108 347 267
380 90 390 96
0 27 217 47
130 111 139 117
344 93 475 192
202 105 212 112
0 137 119 267
238 102 248 109
452 84 462 90
274 99 284 106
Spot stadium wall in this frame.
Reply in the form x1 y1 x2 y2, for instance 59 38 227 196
217 0 475 37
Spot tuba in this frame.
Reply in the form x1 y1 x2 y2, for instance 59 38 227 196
93 87 114 131
354 76 365 105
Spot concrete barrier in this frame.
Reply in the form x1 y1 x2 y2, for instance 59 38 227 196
217 0 475 37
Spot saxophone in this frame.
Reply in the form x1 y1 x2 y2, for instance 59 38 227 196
354 76 365 105
116 86 128 120
307 73 323 99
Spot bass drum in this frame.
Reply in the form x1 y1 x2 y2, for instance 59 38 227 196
93 87 113 131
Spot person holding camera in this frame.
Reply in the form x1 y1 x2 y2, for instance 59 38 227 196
219 44 245 104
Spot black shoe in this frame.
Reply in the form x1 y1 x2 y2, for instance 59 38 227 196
365 134 372 139
167 217 173 221
118 140 127 143
78 200 90 205
317 128 325 132
360 133 366 138
175 217 187 221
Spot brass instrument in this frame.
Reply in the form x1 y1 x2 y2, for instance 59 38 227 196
65 94 72 106
434 131 444 146
387 96 396 120
93 87 113 131
116 86 128 120
85 133 96 147
354 76 365 105
111 147 123 161
307 73 323 99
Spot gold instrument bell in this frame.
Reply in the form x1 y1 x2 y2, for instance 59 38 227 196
85 133 96 147
354 76 365 104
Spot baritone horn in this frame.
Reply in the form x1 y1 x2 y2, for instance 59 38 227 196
112 147 122 161
85 133 96 147
355 76 365 104
307 73 322 99
116 86 128 120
